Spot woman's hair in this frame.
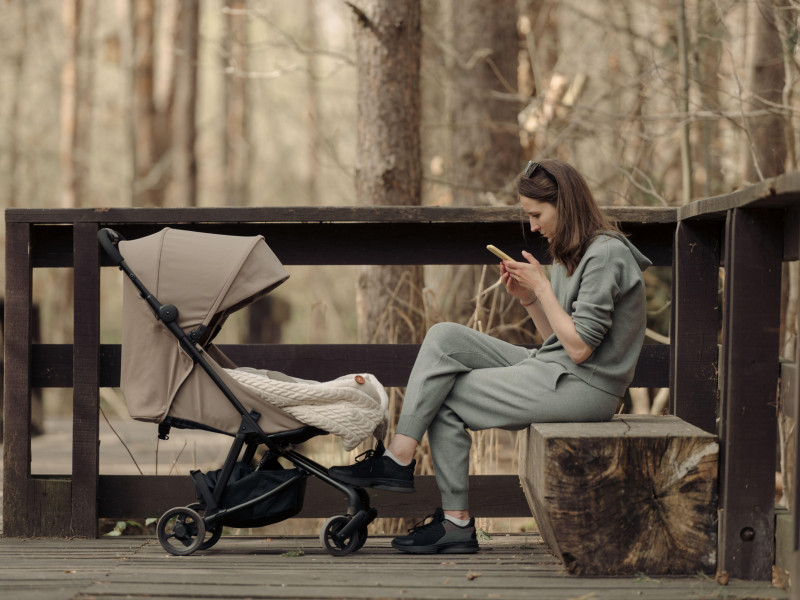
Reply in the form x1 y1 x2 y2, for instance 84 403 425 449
517 159 619 275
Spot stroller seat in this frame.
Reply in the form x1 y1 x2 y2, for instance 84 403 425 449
264 424 328 445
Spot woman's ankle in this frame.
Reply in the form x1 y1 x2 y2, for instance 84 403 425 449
444 510 471 525
386 434 418 464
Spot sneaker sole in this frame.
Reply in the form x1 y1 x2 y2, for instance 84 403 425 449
329 473 415 494
391 541 479 554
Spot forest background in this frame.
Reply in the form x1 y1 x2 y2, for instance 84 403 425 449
0 0 796 532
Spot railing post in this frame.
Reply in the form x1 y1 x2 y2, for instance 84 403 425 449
670 219 720 434
718 208 782 580
3 221 33 536
72 222 101 537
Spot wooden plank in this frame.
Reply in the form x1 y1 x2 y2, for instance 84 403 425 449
718 208 783 580
670 220 721 433
785 205 800 261
30 220 675 268
97 474 529 519
7 204 677 224
71 222 101 538
0 536 787 600
678 171 800 220
31 342 671 390
3 222 34 537
794 210 800 553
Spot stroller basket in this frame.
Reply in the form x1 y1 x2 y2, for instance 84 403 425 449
198 462 306 529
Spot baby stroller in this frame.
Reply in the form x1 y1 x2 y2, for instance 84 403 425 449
98 227 379 557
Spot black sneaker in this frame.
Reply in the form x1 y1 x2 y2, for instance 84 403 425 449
391 507 479 554
328 443 416 493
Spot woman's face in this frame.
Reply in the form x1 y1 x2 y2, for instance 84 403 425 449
520 196 558 242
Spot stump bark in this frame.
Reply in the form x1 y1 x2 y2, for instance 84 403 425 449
518 414 718 576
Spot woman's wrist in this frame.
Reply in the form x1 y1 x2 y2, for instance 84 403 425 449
520 291 538 306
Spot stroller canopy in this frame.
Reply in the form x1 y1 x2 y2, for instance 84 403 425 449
119 228 300 433
120 227 289 336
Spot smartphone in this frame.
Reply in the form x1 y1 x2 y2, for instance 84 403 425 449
486 244 514 261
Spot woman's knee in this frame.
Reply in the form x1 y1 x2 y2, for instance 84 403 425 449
424 321 470 348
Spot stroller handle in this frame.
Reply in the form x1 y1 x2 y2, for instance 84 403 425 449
98 228 126 266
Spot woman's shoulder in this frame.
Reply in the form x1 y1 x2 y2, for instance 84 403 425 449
585 233 626 257
585 232 650 272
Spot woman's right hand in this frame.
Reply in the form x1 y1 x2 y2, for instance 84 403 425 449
500 261 534 303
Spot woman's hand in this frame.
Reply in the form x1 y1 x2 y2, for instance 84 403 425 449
500 250 550 302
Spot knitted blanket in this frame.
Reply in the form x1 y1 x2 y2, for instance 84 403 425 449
225 368 389 451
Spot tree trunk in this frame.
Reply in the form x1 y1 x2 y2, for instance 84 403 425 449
449 0 521 203
7 0 28 209
59 0 81 209
169 0 199 207
742 0 787 181
351 0 425 346
131 0 160 207
306 0 319 203
224 0 250 207
445 0 524 332
696 0 724 197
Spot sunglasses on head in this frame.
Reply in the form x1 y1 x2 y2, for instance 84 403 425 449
523 161 558 188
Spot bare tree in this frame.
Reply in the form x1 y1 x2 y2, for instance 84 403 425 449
131 0 160 207
224 0 250 206
60 0 81 208
741 0 787 181
440 0 524 329
168 0 199 207
306 0 320 203
350 0 425 346
448 0 521 203
6 0 29 209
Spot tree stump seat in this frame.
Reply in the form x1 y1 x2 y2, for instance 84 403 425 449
518 414 718 576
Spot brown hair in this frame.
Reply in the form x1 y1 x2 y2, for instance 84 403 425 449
517 159 619 275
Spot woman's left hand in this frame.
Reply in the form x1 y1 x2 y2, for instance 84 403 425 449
502 250 550 298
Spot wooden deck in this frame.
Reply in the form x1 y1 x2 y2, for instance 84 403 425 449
0 535 788 600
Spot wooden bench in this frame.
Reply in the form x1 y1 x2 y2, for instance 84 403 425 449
519 415 718 575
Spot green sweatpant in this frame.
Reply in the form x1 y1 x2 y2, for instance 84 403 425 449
395 322 619 510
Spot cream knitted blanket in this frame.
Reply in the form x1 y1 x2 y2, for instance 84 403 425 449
225 368 389 451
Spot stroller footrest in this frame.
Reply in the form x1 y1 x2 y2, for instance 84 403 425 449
190 469 218 511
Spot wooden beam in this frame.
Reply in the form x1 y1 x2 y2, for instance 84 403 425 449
7 204 677 224
670 220 721 433
718 208 783 580
71 222 100 538
29 220 676 268
30 343 671 390
97 474 529 520
678 171 800 220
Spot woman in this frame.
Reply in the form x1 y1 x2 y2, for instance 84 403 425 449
329 159 651 554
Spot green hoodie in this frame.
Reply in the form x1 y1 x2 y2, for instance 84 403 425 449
534 232 652 397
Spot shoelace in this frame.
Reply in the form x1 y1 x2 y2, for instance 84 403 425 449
354 448 378 462
407 512 441 534
354 440 385 463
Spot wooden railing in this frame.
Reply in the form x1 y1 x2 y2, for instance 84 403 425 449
3 178 798 580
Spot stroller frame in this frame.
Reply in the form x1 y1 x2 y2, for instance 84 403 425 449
99 228 377 556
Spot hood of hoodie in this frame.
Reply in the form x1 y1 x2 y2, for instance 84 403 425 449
604 230 652 272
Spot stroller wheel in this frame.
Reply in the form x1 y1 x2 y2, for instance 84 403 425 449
187 503 223 551
199 523 223 551
320 515 365 557
157 506 207 556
